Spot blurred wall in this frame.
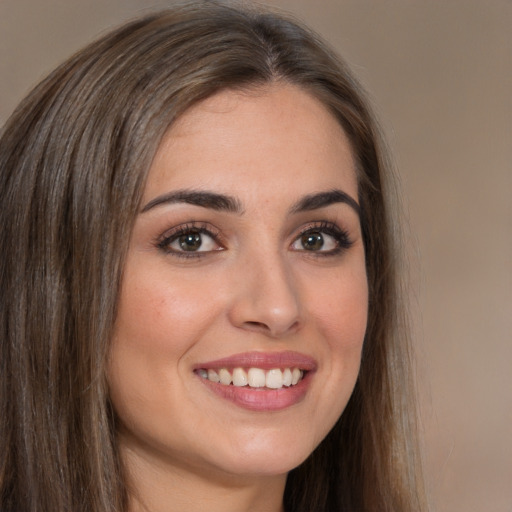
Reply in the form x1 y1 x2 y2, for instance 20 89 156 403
1 1 511 510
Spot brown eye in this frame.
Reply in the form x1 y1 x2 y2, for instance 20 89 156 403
159 226 222 256
178 232 202 251
301 232 324 251
290 222 352 256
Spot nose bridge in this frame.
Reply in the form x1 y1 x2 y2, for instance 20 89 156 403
229 244 302 337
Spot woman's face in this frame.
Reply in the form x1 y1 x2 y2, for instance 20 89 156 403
108 84 368 481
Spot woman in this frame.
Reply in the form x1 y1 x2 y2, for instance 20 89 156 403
0 2 426 511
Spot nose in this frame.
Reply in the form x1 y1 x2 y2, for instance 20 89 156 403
228 253 302 338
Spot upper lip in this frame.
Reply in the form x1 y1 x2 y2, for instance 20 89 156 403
194 351 317 371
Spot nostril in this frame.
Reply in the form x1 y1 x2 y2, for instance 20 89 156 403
244 321 269 331
242 319 301 337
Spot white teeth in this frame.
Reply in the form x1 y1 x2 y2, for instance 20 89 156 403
219 368 232 385
283 368 292 387
232 368 248 387
266 369 283 389
199 367 305 389
247 368 266 388
207 369 220 383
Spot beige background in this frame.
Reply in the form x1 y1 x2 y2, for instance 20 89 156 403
1 1 511 510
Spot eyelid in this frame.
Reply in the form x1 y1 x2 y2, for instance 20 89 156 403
155 219 353 258
156 222 224 256
291 220 353 254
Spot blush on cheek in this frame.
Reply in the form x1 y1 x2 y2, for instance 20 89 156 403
316 297 368 351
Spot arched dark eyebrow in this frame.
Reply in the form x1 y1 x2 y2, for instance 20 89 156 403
141 189 244 214
140 188 359 216
289 189 360 216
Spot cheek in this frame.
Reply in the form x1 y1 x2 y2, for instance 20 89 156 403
311 262 368 350
306 262 368 412
107 262 222 420
113 260 223 357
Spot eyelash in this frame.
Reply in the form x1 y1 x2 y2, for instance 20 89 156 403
157 222 223 259
295 221 353 256
156 220 353 258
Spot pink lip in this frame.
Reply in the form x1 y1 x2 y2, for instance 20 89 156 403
194 350 317 371
194 351 317 412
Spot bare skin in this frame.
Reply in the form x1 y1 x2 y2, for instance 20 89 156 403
108 83 368 512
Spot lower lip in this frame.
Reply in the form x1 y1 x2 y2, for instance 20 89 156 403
198 372 312 412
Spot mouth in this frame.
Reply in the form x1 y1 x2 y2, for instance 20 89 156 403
195 367 305 389
194 351 315 411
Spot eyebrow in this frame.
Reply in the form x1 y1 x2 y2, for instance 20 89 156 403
141 189 244 214
289 189 360 216
141 188 359 216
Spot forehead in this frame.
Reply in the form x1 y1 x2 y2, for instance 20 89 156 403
144 83 358 203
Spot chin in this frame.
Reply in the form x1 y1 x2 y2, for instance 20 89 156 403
205 427 320 477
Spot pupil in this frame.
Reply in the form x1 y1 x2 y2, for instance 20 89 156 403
302 232 324 251
179 232 202 251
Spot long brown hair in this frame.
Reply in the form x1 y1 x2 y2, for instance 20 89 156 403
0 2 426 511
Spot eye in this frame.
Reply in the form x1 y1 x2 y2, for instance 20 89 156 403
290 222 352 255
158 224 223 256
292 230 338 252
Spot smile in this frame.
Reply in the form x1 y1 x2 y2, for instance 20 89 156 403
196 367 305 389
194 351 316 411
